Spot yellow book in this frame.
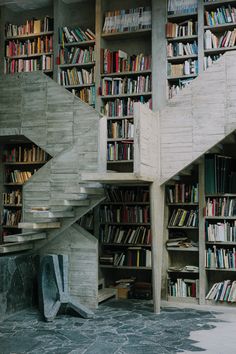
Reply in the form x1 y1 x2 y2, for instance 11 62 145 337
34 20 41 34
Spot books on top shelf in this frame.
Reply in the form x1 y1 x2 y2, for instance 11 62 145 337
166 237 198 249
100 205 150 223
168 278 199 298
6 36 53 57
101 49 151 74
3 190 22 206
166 183 198 203
5 17 53 37
205 246 236 269
205 154 236 194
204 29 236 49
58 67 94 87
100 225 151 245
2 209 21 226
168 0 198 15
101 76 151 96
167 59 198 77
166 20 197 38
72 86 95 106
206 220 236 242
206 280 236 302
205 197 236 217
205 5 236 26
4 55 53 73
168 78 193 99
168 265 199 272
5 170 33 184
102 7 151 33
58 46 95 65
103 97 152 117
106 186 149 203
108 119 134 139
58 27 95 44
167 41 198 57
168 208 198 227
107 141 133 162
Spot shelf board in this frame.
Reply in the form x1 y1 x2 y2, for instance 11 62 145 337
167 54 198 62
204 22 236 32
167 226 198 229
167 247 199 252
205 299 236 306
5 31 54 40
167 35 198 42
100 222 150 226
204 0 236 8
106 116 134 121
102 202 150 205
206 241 236 245
204 46 236 54
206 268 236 272
3 204 22 208
4 183 23 186
167 295 198 304
64 83 95 89
100 265 152 270
2 225 19 229
101 92 152 99
168 269 199 274
167 12 197 20
167 74 198 81
205 193 236 197
59 40 95 47
107 160 133 164
3 161 47 165
102 243 151 248
167 202 198 206
101 70 151 78
107 138 134 142
205 216 236 220
58 62 95 69
101 29 151 40
6 52 53 60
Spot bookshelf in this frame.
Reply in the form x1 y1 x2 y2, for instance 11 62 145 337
99 185 152 297
164 170 200 303
203 153 236 305
57 26 96 106
98 1 152 172
166 0 199 99
4 17 54 74
1 141 49 242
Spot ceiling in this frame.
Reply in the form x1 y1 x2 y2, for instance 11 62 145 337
0 0 85 11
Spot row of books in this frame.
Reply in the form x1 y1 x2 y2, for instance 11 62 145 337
101 76 151 96
2 209 21 226
167 60 198 77
4 56 53 73
3 190 22 206
100 225 151 245
3 145 47 163
58 47 95 65
168 278 199 298
78 212 93 230
205 29 236 49
168 78 193 99
100 205 150 224
58 68 94 87
203 54 221 70
205 5 236 26
5 170 33 184
6 37 53 57
206 280 236 302
206 221 236 242
169 208 198 227
167 41 198 57
6 17 53 37
102 7 151 33
166 237 198 249
58 27 95 44
166 21 197 38
100 248 152 267
103 97 152 117
205 154 236 194
205 197 236 217
105 187 149 203
107 142 133 162
205 246 236 269
168 0 198 15
166 183 199 204
101 49 151 74
72 87 95 106
108 120 134 140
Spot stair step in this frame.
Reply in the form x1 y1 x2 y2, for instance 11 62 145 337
0 242 33 254
4 232 46 243
50 199 90 207
79 187 104 195
30 210 75 218
19 222 60 229
98 288 117 303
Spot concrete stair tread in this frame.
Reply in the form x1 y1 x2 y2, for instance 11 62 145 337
19 222 60 229
49 199 90 206
98 288 117 303
4 231 46 243
0 242 33 254
30 210 75 218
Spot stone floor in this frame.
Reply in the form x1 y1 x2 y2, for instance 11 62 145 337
0 299 235 354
